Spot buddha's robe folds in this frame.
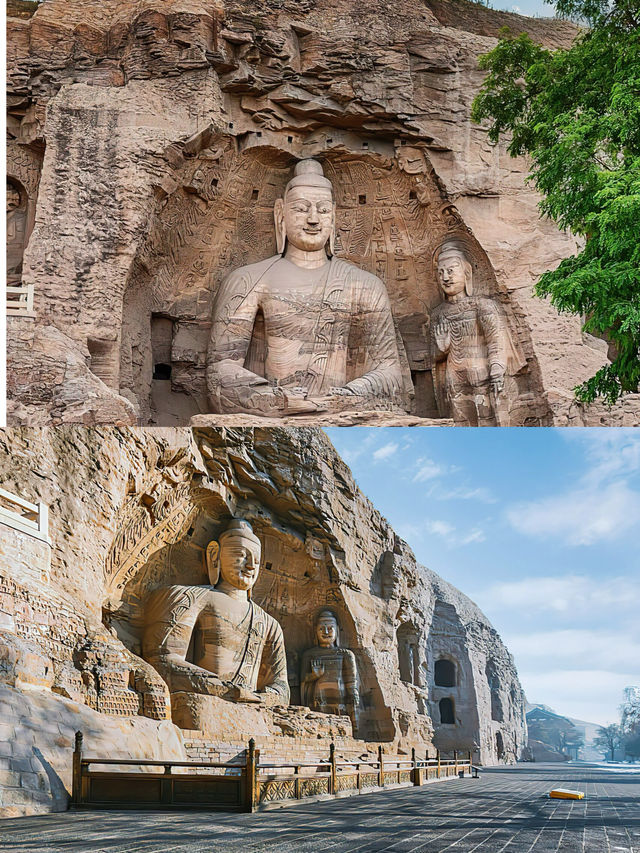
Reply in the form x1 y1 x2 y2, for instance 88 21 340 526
206 255 405 415
430 296 525 426
300 646 358 717
142 585 290 703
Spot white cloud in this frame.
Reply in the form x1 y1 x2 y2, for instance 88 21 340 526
429 484 497 504
412 458 443 482
460 528 486 545
561 428 640 484
426 520 455 538
506 629 640 672
372 442 399 462
476 574 640 616
506 481 640 545
520 669 637 726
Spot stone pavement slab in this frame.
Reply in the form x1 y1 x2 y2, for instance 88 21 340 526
1 763 638 853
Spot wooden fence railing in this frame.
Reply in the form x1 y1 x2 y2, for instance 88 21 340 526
72 732 473 813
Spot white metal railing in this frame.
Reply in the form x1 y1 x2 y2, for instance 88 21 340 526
6 281 35 317
0 486 50 544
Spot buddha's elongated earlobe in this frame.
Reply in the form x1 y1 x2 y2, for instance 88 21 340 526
274 198 287 254
464 261 474 296
328 202 336 256
206 541 220 585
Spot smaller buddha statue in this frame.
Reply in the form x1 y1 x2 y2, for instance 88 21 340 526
300 610 359 732
430 240 526 426
142 519 289 705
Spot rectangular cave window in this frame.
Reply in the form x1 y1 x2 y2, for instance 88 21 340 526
358 194 366 205
252 189 259 200
288 136 293 143
439 697 455 725
211 177 219 188
435 658 457 687
153 363 172 380
151 315 174 382
409 190 417 200
327 137 333 144
362 141 369 149
256 131 262 137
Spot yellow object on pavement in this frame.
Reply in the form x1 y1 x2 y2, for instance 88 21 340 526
549 788 584 800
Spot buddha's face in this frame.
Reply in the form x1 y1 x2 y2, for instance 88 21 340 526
283 186 334 253
7 184 20 213
437 253 469 299
316 614 338 648
217 533 261 591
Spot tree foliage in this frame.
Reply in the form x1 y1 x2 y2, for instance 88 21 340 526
593 723 623 761
471 0 640 405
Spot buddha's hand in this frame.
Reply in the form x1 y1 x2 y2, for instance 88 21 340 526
489 366 505 395
226 684 263 704
275 387 329 415
311 659 325 678
190 671 231 696
434 321 451 353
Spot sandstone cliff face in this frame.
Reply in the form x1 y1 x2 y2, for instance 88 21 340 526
7 0 639 426
0 426 526 815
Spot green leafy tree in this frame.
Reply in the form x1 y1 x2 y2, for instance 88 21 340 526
593 723 623 761
471 0 640 405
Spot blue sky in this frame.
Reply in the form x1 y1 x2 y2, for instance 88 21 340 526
324 428 640 727
490 0 557 17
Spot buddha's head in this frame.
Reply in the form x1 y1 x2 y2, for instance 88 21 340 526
206 519 261 594
436 241 473 300
7 181 21 213
316 610 339 648
274 160 335 256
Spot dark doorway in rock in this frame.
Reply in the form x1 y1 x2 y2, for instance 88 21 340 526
439 697 455 725
435 658 456 688
153 362 172 380
151 315 174 378
496 731 505 759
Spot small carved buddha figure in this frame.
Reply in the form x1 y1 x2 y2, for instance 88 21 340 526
300 610 359 732
206 159 406 416
142 519 289 705
430 240 525 426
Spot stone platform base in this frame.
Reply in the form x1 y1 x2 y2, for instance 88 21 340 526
171 692 354 741
190 412 452 427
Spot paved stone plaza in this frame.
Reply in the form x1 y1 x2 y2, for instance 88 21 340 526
1 763 638 853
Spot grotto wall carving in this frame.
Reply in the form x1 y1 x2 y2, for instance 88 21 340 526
0 426 527 813
6 0 639 426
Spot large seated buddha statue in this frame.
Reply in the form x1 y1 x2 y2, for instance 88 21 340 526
142 519 289 706
206 159 407 416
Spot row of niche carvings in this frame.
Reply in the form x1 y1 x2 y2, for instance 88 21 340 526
118 140 540 426
106 510 511 747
